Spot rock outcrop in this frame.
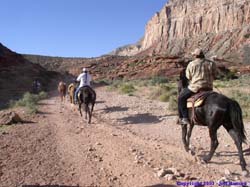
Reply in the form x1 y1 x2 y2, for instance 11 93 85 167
113 0 250 64
0 111 23 126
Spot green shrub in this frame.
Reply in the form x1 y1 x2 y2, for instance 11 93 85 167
229 90 250 118
94 79 111 85
10 91 48 114
107 79 123 91
26 102 38 114
159 89 177 102
120 83 136 95
150 76 168 85
150 84 177 102
38 91 48 99
168 95 178 111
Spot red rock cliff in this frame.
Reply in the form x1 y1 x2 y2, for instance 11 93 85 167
113 0 250 64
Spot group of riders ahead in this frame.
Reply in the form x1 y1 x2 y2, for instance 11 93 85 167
71 48 217 125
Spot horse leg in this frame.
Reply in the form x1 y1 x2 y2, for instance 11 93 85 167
89 102 95 124
186 124 194 148
79 103 82 117
181 124 189 152
84 104 88 120
203 128 219 163
87 104 91 124
228 129 247 172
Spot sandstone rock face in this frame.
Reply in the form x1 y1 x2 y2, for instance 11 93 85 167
114 0 250 63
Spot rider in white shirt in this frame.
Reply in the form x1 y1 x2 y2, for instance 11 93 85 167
74 67 92 103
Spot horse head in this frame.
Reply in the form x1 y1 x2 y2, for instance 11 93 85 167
178 68 189 94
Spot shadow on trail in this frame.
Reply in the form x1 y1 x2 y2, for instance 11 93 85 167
199 150 240 157
103 106 129 113
118 113 161 125
96 100 105 104
204 160 233 165
37 111 53 115
21 120 36 124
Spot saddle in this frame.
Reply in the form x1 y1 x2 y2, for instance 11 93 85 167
187 91 213 108
187 90 214 124
78 86 91 96
77 86 95 102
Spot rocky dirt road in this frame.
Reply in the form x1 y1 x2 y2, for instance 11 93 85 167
1 85 250 187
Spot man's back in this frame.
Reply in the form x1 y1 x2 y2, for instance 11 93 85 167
77 72 92 87
186 58 217 93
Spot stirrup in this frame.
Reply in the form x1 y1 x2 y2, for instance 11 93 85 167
181 118 190 125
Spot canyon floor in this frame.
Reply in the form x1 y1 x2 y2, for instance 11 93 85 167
1 85 250 187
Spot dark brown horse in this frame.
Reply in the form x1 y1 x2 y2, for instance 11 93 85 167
77 86 96 124
178 69 248 175
58 81 67 102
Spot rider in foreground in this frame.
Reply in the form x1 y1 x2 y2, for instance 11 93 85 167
178 48 217 125
74 67 92 104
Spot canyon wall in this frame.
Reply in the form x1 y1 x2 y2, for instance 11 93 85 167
113 0 250 64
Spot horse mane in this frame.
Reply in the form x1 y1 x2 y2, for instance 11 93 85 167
178 68 189 94
180 68 188 86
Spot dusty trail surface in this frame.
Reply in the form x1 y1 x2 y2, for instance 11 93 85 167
1 85 250 187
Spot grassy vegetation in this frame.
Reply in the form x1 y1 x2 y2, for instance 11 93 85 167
229 90 250 118
214 75 250 119
106 79 136 96
149 76 169 86
100 74 250 118
215 74 250 88
9 91 48 114
105 77 178 111
120 83 136 95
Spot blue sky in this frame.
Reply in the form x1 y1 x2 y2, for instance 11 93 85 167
0 0 167 57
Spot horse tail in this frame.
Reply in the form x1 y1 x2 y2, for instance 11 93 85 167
229 100 247 143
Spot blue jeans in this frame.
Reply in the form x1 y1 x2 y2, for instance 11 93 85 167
74 87 82 102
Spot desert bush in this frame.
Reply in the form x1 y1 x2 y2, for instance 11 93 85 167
168 95 178 111
120 83 136 95
107 79 124 91
94 79 111 85
38 91 48 100
150 76 168 85
229 90 250 118
10 91 48 114
150 84 177 102
159 89 177 102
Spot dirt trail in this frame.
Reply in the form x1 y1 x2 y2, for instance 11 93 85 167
1 86 250 187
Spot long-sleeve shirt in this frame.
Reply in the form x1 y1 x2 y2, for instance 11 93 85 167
186 58 217 93
77 72 92 88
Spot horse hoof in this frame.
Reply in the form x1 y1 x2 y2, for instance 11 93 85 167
194 156 205 164
188 150 195 156
242 170 249 177
202 156 210 163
